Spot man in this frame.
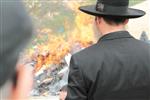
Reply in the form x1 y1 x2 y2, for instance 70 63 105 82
66 0 150 100
0 0 33 99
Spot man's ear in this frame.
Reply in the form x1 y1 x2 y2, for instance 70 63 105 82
123 19 129 25
95 17 98 25
95 17 100 25
97 17 102 24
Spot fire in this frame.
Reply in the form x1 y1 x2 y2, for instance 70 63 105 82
33 34 70 72
26 2 96 72
69 12 95 47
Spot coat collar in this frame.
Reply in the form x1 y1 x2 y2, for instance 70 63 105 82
98 31 133 42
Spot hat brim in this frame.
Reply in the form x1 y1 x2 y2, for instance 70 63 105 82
79 5 145 18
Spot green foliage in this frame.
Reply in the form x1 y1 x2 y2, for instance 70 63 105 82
79 0 145 6
24 0 75 34
24 0 145 34
129 0 145 6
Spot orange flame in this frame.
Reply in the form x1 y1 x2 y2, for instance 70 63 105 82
26 2 96 73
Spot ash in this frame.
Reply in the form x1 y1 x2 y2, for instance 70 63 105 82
30 54 71 96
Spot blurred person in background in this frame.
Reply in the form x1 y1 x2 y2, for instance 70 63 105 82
66 0 150 100
0 0 33 99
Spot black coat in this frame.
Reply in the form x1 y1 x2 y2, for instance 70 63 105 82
66 31 150 100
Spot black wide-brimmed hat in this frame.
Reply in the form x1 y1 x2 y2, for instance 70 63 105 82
79 0 145 18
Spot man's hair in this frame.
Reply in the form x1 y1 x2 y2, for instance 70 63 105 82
102 16 127 25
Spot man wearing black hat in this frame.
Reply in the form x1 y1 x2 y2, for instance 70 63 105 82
66 0 150 100
0 0 33 99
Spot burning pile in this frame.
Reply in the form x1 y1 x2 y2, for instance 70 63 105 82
27 3 95 73
23 1 96 96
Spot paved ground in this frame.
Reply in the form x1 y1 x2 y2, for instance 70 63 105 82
127 0 150 39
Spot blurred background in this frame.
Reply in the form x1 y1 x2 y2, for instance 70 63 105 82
20 0 149 99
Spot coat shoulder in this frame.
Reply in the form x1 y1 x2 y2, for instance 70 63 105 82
72 43 105 68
